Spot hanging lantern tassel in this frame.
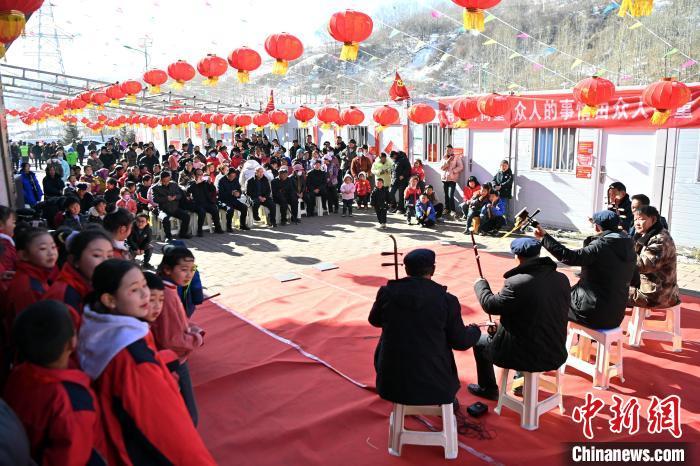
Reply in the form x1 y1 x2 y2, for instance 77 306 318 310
651 109 672 126
149 85 161 94
126 95 137 103
272 59 288 75
300 121 308 128
321 123 332 130
171 81 185 90
340 42 359 61
618 0 654 18
270 124 280 130
454 120 470 129
110 99 120 107
375 125 386 133
255 126 264 132
579 105 599 118
203 77 219 87
463 8 485 32
237 71 250 83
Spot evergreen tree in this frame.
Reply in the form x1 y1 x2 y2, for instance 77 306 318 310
62 123 80 146
119 126 136 144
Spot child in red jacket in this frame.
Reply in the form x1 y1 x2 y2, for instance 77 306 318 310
354 172 371 209
4 300 107 465
153 245 204 425
44 228 114 323
77 259 216 466
0 206 17 275
3 228 58 335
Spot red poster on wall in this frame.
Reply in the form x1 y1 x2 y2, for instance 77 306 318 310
577 141 594 166
576 166 593 179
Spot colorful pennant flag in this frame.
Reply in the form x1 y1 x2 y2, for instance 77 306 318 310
483 39 497 45
681 59 697 70
509 52 521 59
389 71 411 101
629 22 643 30
571 58 583 69
484 14 495 23
389 28 401 38
516 33 530 39
664 48 679 57
532 63 544 70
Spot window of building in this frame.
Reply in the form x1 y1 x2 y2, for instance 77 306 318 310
423 124 453 163
347 126 368 146
532 128 576 172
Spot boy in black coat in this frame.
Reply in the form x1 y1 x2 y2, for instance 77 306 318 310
127 213 153 268
469 238 571 400
369 177 390 229
369 249 480 406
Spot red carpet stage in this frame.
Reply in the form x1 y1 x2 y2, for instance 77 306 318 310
189 244 700 465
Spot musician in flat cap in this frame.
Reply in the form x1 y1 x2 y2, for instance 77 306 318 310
535 210 635 330
369 248 481 406
468 238 570 400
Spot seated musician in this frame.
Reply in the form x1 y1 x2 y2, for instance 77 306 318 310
369 249 480 405
468 238 570 400
628 205 680 309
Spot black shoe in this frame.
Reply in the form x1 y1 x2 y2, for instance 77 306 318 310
226 227 234 233
280 221 287 226
179 233 192 239
214 228 224 234
253 216 261 222
196 230 204 237
240 225 251 231
270 223 277 228
467 383 499 401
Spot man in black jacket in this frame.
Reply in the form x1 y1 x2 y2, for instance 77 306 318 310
608 182 633 233
186 169 223 236
246 167 276 227
138 146 159 173
369 249 481 406
390 151 411 214
152 171 191 240
218 168 250 232
305 160 326 217
492 160 513 216
535 210 635 330
271 168 298 225
468 238 571 400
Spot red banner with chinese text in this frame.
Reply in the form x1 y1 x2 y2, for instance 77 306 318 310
437 86 700 130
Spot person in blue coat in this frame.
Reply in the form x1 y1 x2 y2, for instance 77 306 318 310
17 163 43 207
479 190 506 234
415 193 437 228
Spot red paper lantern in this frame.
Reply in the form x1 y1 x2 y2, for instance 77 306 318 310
340 106 365 126
147 116 158 129
190 112 203 124
642 77 692 126
264 33 303 75
228 47 261 83
573 76 616 118
328 10 373 61
477 93 510 118
120 80 143 103
143 68 168 93
197 54 228 86
451 1 501 32
70 98 87 113
116 115 127 125
105 83 125 106
408 103 436 124
79 91 93 104
91 92 110 108
294 106 315 127
317 106 340 129
223 113 237 127
167 60 196 89
373 105 399 130
201 113 214 126
234 114 252 129
177 113 191 125
97 114 107 122
268 109 288 128
451 97 480 127
212 113 225 127
253 112 270 130
139 115 149 125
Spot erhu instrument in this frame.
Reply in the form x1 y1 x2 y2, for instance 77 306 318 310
469 231 498 337
502 207 541 238
381 234 403 280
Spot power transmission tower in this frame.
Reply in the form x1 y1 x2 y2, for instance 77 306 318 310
24 2 75 75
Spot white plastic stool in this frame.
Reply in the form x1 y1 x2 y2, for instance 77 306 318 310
315 196 325 216
388 404 457 460
495 369 563 430
561 323 624 389
298 198 307 217
627 304 682 352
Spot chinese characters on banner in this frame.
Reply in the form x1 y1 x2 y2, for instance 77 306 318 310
437 86 700 130
576 141 594 179
572 393 683 440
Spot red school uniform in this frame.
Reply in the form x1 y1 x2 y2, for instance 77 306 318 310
79 314 215 466
0 234 17 272
43 262 89 327
411 165 425 181
463 183 481 202
4 363 107 466
3 261 53 336
150 281 202 360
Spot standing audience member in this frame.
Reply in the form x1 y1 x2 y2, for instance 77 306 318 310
340 174 356 217
355 172 371 208
536 211 635 330
42 165 65 199
17 163 43 207
629 194 668 235
370 178 390 229
0 206 17 274
440 145 464 217
77 259 216 465
492 160 513 218
608 182 633 233
628 205 680 309
389 151 411 214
